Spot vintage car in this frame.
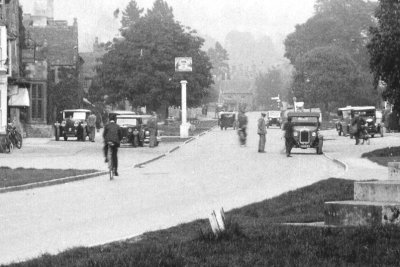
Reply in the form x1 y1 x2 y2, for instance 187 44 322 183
110 111 143 147
350 106 384 138
218 111 237 130
267 110 282 128
336 106 353 136
287 112 323 154
55 109 91 141
137 114 162 146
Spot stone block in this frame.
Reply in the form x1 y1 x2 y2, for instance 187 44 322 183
325 201 400 226
354 180 400 202
388 162 400 180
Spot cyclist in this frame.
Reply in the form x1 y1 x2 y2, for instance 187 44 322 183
103 114 122 176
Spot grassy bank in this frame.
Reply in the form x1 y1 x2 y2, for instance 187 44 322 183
362 146 400 166
0 167 99 188
10 178 400 266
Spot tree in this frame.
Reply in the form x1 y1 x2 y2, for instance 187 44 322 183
96 0 213 112
121 0 143 29
254 68 284 110
368 0 400 112
292 46 377 111
207 42 229 80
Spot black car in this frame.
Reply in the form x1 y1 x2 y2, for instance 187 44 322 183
287 112 323 154
55 109 91 141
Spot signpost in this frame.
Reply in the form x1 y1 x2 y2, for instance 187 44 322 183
175 57 192 138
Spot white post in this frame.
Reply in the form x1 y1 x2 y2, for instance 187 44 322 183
0 26 7 134
180 80 189 138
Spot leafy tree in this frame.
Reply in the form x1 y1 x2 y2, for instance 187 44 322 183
47 68 81 123
368 0 400 112
121 0 143 29
207 42 229 80
254 68 284 110
292 46 376 111
96 0 213 112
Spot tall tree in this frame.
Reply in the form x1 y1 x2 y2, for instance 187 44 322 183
121 0 143 29
96 0 213 111
207 42 229 80
368 0 400 112
254 67 284 110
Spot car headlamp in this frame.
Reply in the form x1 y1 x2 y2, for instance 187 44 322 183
74 121 79 127
293 132 298 137
61 121 66 127
145 131 150 135
312 132 316 137
128 128 133 133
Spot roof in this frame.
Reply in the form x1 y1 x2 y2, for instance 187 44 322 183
352 106 376 111
287 112 320 117
109 110 136 115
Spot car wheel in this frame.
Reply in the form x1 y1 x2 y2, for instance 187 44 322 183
220 126 223 130
64 135 68 141
317 139 323 154
371 134 375 138
338 130 342 136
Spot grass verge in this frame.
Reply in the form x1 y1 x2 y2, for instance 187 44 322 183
0 167 99 188
10 178 400 266
362 146 400 166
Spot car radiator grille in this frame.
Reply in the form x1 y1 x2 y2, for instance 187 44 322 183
300 131 309 143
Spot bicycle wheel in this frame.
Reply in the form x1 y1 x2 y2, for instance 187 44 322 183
15 132 22 149
108 148 114 180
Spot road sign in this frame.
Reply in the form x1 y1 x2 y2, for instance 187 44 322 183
175 57 192 72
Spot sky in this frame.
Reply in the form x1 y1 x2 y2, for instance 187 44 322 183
19 0 316 52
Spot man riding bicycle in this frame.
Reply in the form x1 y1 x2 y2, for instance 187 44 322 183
103 114 122 176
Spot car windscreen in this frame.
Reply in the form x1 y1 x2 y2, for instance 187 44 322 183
116 117 138 126
354 110 375 117
342 110 351 119
291 116 318 126
64 111 86 120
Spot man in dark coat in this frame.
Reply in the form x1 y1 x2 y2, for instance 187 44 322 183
103 115 122 176
237 110 248 146
351 113 366 145
283 117 294 157
257 112 267 152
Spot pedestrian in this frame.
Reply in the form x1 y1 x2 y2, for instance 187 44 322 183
76 122 84 141
87 112 97 142
238 110 248 146
351 113 365 145
148 111 158 148
103 115 122 176
95 112 102 133
257 112 267 153
283 116 294 157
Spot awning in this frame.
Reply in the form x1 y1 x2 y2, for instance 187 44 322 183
8 88 30 107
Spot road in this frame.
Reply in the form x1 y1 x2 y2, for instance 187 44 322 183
0 112 343 264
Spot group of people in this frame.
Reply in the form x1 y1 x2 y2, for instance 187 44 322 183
237 112 295 157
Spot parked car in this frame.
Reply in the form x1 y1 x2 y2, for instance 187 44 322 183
218 111 237 130
351 106 384 138
137 114 161 146
267 110 282 128
287 111 323 154
55 109 91 141
336 106 353 136
111 112 143 147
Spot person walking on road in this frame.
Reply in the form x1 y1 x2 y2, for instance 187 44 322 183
351 113 365 145
148 112 158 148
103 115 122 176
257 112 267 153
238 110 248 146
87 113 97 142
283 116 294 157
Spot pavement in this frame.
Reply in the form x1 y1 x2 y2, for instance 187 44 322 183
0 113 397 265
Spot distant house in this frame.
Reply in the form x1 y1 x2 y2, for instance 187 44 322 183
218 79 254 111
21 0 80 137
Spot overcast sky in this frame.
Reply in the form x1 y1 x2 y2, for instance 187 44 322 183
19 0 316 52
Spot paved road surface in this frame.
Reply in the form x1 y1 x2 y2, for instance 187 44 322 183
0 112 345 264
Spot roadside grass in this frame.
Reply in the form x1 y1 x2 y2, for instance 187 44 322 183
362 146 400 166
0 167 98 188
11 178 400 266
159 119 217 136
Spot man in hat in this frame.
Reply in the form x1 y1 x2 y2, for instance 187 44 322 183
283 116 294 157
257 112 267 152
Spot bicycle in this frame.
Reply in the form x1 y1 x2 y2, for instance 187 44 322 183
7 125 22 149
106 141 116 180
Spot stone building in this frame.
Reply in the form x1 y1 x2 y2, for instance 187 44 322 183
0 0 27 146
21 0 80 137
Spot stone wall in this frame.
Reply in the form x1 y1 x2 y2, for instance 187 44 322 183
24 124 54 138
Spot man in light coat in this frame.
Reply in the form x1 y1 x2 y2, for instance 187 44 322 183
87 113 97 142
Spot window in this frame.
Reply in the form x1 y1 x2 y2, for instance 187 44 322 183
30 83 45 121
